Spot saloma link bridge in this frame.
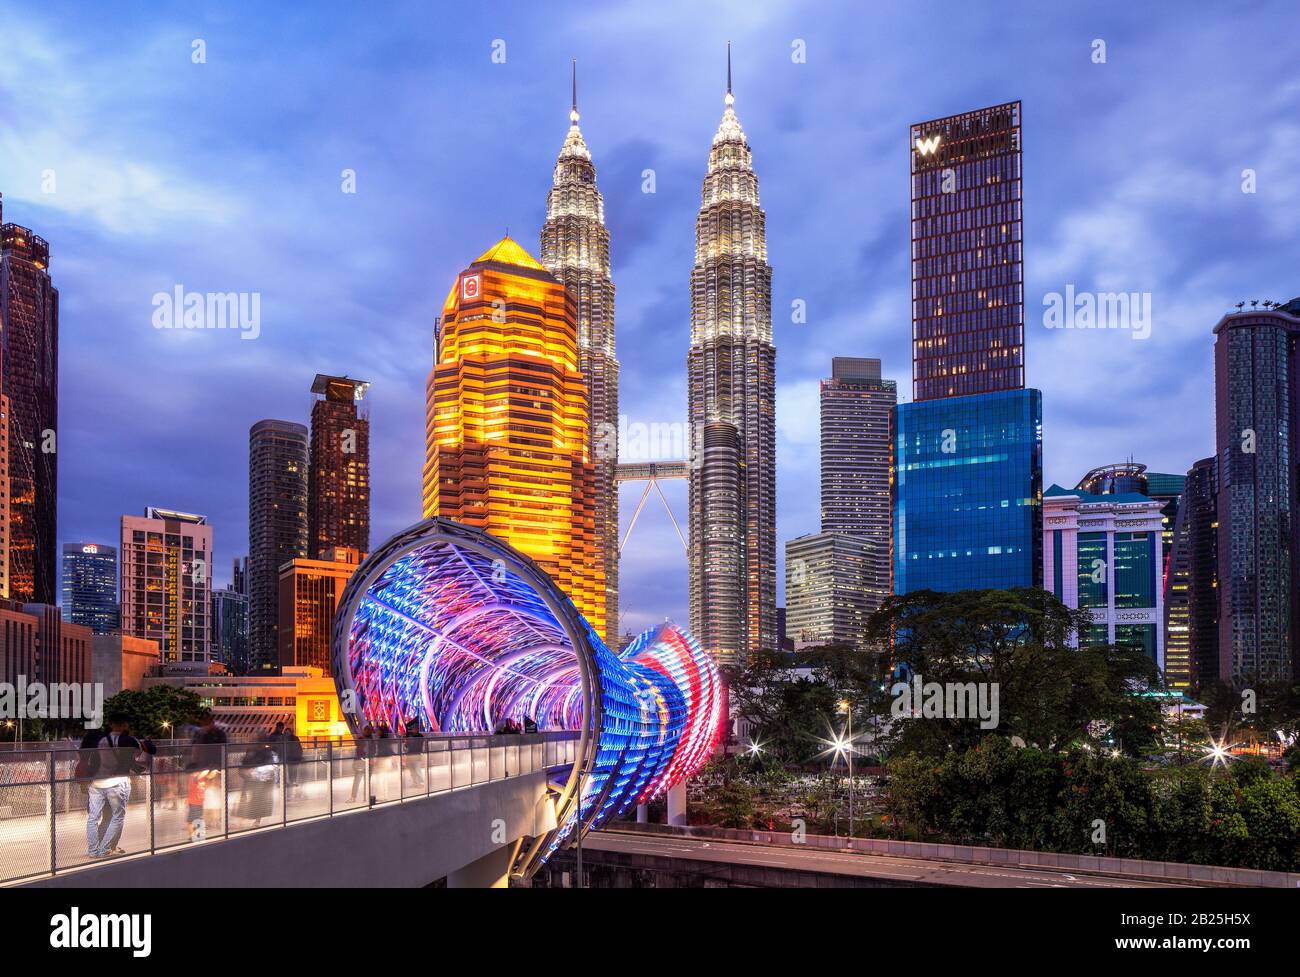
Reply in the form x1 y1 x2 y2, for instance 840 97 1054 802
333 517 724 881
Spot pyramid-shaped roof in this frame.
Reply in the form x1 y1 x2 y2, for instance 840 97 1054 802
472 236 546 271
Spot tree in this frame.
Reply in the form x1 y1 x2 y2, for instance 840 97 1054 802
885 740 1300 871
723 650 860 764
100 686 207 738
865 588 1164 756
712 779 757 829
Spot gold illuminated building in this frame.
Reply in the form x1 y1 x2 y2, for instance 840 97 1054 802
422 237 604 634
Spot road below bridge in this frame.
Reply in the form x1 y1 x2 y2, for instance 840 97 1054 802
553 829 1199 888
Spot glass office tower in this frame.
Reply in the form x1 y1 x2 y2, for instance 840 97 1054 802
910 102 1023 403
61 542 119 634
1042 485 1165 665
894 388 1042 593
1212 298 1300 683
894 101 1041 596
249 419 308 672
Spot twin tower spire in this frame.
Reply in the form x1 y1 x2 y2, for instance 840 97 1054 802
537 47 774 660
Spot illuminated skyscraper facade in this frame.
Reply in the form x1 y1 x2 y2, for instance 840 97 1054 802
278 546 360 673
820 357 896 608
308 374 370 560
910 102 1023 402
1074 462 1188 685
894 389 1043 593
61 542 119 635
894 102 1041 596
785 532 876 650
687 58 777 662
1 196 58 604
423 237 604 635
540 69 619 643
0 391 9 599
249 419 308 671
1042 486 1165 666
120 508 212 670
1212 299 1300 683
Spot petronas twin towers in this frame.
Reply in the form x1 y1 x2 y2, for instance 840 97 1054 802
539 69 620 641
538 53 775 661
686 63 776 662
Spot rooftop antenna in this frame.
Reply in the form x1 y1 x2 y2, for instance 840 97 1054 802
724 41 734 108
570 58 579 123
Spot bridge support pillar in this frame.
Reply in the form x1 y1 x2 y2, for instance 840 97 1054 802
446 843 514 889
637 803 648 823
667 782 687 826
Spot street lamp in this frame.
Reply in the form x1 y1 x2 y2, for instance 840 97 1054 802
161 720 174 742
839 699 854 844
1205 736 1231 768
574 765 584 889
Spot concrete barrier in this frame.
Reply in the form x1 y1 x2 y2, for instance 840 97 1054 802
612 820 1300 888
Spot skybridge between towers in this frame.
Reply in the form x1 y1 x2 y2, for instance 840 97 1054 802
615 460 690 554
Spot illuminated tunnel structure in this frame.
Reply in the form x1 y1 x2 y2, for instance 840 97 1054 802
331 518 723 877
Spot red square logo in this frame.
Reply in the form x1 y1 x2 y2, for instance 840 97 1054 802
462 274 481 300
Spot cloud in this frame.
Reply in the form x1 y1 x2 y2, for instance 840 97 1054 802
3 0 1294 610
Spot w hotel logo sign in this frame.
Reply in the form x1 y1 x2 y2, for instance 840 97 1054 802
461 273 482 301
914 134 942 156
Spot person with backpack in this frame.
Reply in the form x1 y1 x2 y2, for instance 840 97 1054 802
78 712 156 858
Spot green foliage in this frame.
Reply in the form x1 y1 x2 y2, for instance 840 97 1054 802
711 779 757 829
100 686 206 738
722 650 860 764
1200 679 1300 743
884 739 1300 872
865 588 1164 756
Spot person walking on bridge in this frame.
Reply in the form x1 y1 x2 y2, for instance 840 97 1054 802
402 715 425 789
350 723 375 803
78 712 156 859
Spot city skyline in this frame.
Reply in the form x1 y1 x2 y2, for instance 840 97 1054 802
4 2 1298 633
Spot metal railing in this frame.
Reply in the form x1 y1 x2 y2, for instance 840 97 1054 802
0 731 579 886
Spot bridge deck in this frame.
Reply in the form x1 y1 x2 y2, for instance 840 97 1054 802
0 732 577 886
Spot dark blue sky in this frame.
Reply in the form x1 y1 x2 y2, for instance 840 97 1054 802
1 0 1295 634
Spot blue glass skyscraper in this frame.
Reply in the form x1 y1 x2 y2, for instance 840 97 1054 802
61 542 119 634
894 102 1043 594
894 389 1042 592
